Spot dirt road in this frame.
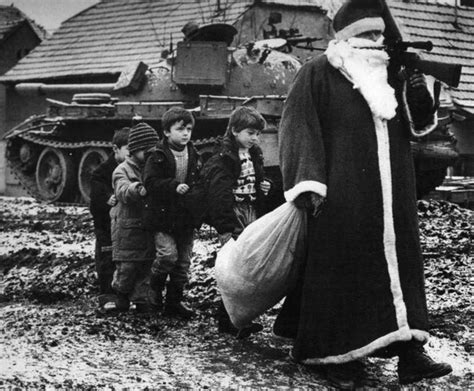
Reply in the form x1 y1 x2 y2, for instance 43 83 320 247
0 197 472 389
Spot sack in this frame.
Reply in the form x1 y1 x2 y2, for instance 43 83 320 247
215 202 306 328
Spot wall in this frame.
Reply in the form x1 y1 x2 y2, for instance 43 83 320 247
0 23 42 196
0 23 41 76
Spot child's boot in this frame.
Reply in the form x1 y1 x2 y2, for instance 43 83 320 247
150 273 167 312
164 285 194 319
114 292 130 312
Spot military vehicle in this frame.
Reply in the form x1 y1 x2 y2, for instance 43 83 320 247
4 22 459 205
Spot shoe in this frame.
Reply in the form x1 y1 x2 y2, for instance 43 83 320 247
217 318 263 339
149 291 163 313
218 317 239 335
272 322 296 341
164 302 195 319
98 293 117 308
398 344 452 384
325 361 367 390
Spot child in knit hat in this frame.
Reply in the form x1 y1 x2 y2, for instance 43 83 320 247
110 122 158 313
143 107 202 319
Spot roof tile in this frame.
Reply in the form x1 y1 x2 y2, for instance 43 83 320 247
390 0 474 110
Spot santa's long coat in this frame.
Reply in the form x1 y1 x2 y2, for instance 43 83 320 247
277 54 436 364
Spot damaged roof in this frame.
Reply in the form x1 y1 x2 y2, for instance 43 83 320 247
0 5 47 43
389 0 474 112
0 0 252 82
0 0 340 83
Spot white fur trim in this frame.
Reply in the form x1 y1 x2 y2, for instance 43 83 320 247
402 81 439 138
335 17 385 41
284 180 327 202
373 117 408 330
299 328 429 365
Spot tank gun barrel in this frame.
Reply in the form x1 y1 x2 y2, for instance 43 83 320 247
15 83 115 96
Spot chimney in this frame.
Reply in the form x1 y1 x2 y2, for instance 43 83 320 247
454 0 460 29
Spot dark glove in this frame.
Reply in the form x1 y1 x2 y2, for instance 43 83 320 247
406 69 434 127
406 70 432 105
294 192 325 217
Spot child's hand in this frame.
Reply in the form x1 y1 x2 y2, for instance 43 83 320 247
107 194 117 206
260 180 271 196
138 185 147 197
176 184 190 195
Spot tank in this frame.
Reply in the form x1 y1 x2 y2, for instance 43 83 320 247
4 22 457 204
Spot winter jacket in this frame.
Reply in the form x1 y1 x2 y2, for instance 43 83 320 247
89 154 117 246
110 157 154 262
200 137 266 234
143 140 202 233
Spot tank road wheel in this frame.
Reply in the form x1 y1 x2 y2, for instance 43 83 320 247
78 148 109 204
36 147 76 202
19 142 38 173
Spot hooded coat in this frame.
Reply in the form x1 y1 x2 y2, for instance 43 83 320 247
276 53 435 364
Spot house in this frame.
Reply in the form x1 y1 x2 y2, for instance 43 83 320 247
0 5 46 193
389 0 474 177
0 0 339 196
0 5 46 75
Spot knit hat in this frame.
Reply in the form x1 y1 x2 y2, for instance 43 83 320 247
333 0 385 41
128 122 159 154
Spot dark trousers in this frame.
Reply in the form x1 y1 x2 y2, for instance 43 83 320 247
95 240 115 295
151 229 194 301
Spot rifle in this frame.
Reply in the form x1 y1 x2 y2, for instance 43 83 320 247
386 40 462 88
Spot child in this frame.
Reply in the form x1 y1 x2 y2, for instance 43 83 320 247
201 106 271 337
90 127 129 311
143 107 201 319
110 122 158 313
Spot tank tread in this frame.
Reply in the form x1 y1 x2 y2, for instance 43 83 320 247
18 133 219 149
18 133 113 149
8 134 220 206
7 135 113 204
7 156 43 200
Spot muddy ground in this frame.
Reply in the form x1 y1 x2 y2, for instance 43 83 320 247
0 196 472 389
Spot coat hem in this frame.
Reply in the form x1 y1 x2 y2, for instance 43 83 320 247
296 327 429 365
284 180 327 201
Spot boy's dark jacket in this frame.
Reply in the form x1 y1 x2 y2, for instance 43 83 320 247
143 140 201 233
89 154 117 245
199 137 266 234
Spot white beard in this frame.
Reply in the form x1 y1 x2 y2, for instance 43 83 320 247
325 38 398 120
